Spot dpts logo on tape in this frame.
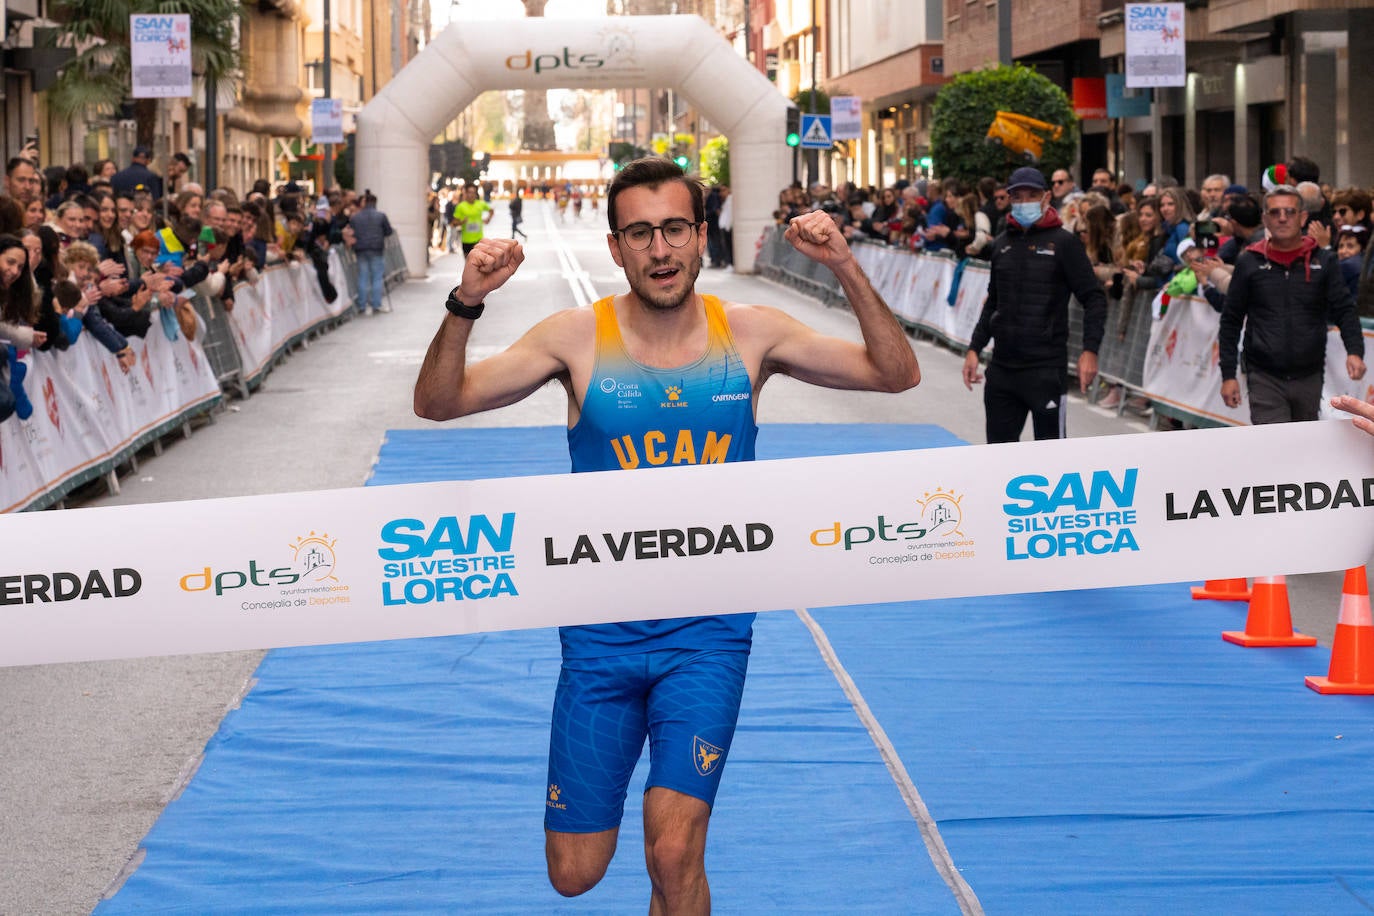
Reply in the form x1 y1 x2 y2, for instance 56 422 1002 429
1002 469 1140 560
378 513 518 604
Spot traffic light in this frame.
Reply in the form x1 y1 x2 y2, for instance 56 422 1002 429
674 154 690 169
785 107 801 147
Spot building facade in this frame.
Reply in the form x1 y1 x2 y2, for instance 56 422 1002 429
944 0 1374 189
0 0 425 196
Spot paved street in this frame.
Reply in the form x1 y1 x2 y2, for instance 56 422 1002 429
0 198 1350 914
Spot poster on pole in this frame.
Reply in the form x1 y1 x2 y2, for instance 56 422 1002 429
129 14 192 99
311 98 345 146
829 96 863 140
1124 3 1186 88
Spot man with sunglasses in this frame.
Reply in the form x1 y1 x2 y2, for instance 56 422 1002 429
1218 184 1365 423
1049 168 1078 211
413 157 919 913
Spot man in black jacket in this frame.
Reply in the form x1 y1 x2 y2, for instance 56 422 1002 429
1219 184 1365 423
962 167 1107 443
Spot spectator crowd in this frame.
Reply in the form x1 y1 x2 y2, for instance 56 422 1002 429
775 155 1372 418
0 145 390 425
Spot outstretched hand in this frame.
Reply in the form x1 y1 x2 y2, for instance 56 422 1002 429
784 210 852 269
1332 394 1374 436
459 238 524 303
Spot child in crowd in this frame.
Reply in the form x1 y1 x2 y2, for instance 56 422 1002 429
1336 225 1368 300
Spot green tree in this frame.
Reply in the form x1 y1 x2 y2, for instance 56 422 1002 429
929 65 1077 185
700 135 729 186
608 141 648 168
792 88 830 116
48 0 240 148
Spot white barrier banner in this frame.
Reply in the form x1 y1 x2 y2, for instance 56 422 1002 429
1142 296 1374 425
229 256 351 382
1141 296 1245 423
948 263 990 347
852 244 978 345
0 321 219 512
3 421 1373 667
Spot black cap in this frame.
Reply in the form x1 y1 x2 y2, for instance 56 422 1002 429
1006 167 1048 193
132 145 153 159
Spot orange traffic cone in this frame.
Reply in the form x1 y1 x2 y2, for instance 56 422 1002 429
1306 567 1374 695
1222 576 1318 647
1191 578 1251 601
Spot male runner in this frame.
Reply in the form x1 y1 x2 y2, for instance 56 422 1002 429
450 183 493 257
413 157 919 913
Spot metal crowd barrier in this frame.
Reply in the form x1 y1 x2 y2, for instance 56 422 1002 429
752 227 1374 431
191 238 410 398
756 224 1184 425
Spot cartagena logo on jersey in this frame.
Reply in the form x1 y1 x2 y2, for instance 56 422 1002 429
810 487 975 564
1002 469 1140 560
178 530 351 609
378 513 518 605
693 735 724 776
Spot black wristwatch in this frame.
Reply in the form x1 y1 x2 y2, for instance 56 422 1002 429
445 286 485 320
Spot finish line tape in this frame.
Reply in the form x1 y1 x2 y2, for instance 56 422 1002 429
4 422 1374 667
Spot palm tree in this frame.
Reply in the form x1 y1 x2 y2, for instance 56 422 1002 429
47 0 240 148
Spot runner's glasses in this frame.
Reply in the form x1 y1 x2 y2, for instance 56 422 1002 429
615 219 699 251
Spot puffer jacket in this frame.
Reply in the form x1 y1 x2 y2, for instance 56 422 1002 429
349 207 392 254
1219 237 1363 381
968 207 1107 369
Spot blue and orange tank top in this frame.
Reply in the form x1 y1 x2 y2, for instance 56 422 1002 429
562 294 758 658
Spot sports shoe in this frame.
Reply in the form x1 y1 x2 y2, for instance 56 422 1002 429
377 302 393 313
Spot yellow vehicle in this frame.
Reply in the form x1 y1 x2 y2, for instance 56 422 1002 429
985 111 1064 164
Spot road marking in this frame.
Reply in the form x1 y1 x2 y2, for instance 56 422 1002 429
542 205 599 307
795 607 984 915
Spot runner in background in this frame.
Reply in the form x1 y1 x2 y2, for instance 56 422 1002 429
450 184 493 258
510 191 527 240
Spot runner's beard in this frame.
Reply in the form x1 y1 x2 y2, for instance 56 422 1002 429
629 250 703 312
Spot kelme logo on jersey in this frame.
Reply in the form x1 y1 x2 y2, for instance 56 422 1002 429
378 513 519 605
1002 469 1140 560
660 384 687 409
693 735 724 776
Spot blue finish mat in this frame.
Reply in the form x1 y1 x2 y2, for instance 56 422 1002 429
98 425 1374 914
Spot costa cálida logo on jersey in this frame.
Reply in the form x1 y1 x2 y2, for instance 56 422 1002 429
1002 469 1139 560
178 530 351 609
377 513 519 605
600 376 644 410
809 487 976 565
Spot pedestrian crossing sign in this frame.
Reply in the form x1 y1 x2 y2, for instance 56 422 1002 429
799 114 832 149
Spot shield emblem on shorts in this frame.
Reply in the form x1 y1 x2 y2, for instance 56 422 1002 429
693 735 724 776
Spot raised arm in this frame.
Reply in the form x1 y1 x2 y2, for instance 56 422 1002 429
757 210 920 393
413 238 568 420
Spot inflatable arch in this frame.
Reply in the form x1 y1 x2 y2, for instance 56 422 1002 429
355 15 792 276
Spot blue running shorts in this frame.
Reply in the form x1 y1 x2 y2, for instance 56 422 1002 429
544 647 750 833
